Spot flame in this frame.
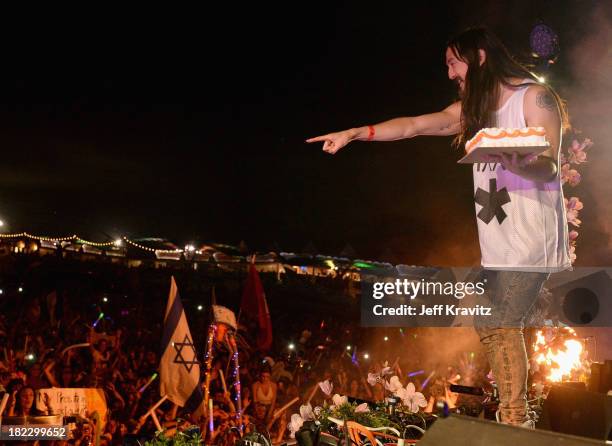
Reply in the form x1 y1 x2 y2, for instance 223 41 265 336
533 327 586 382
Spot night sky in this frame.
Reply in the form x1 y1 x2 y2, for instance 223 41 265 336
1 2 610 265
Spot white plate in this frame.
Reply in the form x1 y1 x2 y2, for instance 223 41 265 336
458 145 549 164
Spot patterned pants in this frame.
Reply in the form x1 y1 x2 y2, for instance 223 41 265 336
475 269 549 425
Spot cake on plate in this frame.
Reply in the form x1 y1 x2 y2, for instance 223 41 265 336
465 127 549 153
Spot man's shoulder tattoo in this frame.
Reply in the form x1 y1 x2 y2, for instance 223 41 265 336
536 90 556 112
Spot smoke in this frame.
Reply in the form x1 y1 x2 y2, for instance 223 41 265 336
564 4 612 264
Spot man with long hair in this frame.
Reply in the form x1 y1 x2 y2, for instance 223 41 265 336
306 27 571 428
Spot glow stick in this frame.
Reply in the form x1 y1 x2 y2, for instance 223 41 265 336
420 371 436 390
139 373 158 393
208 398 214 436
93 312 104 328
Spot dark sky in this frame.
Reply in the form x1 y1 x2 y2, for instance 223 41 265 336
1 2 610 265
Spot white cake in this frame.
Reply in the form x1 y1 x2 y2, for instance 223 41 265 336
465 127 549 153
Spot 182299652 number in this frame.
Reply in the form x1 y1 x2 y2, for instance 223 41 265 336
0 425 68 440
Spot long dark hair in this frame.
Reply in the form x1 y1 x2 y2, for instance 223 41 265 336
448 27 569 147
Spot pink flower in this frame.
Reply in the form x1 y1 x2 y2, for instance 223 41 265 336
567 138 593 164
569 245 577 263
567 139 592 165
397 383 427 413
318 380 333 396
355 403 370 413
561 164 581 186
569 230 579 242
288 414 304 438
569 244 577 263
565 197 583 227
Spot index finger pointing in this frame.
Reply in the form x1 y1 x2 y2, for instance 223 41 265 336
305 135 328 143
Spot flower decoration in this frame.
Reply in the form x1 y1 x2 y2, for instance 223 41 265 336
565 197 583 228
318 379 333 396
288 413 304 438
560 136 594 264
567 138 591 164
355 403 370 413
385 375 404 393
367 372 380 386
331 394 348 407
561 164 581 187
569 244 577 263
393 381 427 413
300 403 315 421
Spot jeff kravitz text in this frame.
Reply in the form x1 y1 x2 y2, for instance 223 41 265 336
372 303 492 316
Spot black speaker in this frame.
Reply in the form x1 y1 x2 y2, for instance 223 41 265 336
419 414 602 445
537 384 612 440
546 268 612 326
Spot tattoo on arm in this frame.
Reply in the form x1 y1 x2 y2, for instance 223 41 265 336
536 91 556 112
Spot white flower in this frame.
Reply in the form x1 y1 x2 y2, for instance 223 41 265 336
355 403 370 413
367 373 380 386
313 406 322 417
288 414 304 438
332 394 348 406
385 375 403 393
400 382 427 413
318 379 333 396
300 403 314 421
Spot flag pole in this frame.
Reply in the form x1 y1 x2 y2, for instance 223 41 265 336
0 392 9 416
139 395 168 432
236 254 256 328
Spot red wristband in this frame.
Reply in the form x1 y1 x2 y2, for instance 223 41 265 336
367 125 375 141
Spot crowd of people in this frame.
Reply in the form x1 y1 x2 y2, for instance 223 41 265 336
0 253 492 445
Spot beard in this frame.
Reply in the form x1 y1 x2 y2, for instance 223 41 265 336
455 79 465 99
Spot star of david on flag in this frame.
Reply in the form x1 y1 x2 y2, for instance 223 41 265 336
172 334 198 373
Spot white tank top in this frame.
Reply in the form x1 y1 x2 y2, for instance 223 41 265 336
472 80 571 272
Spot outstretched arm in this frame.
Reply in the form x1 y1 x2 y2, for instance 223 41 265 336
306 102 461 154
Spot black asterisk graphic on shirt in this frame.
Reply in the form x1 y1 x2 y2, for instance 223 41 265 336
474 178 511 224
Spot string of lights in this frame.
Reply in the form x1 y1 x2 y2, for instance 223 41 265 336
0 232 186 254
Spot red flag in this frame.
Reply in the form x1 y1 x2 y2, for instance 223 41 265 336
240 264 273 351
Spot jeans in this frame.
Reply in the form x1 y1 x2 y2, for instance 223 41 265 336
474 269 549 425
